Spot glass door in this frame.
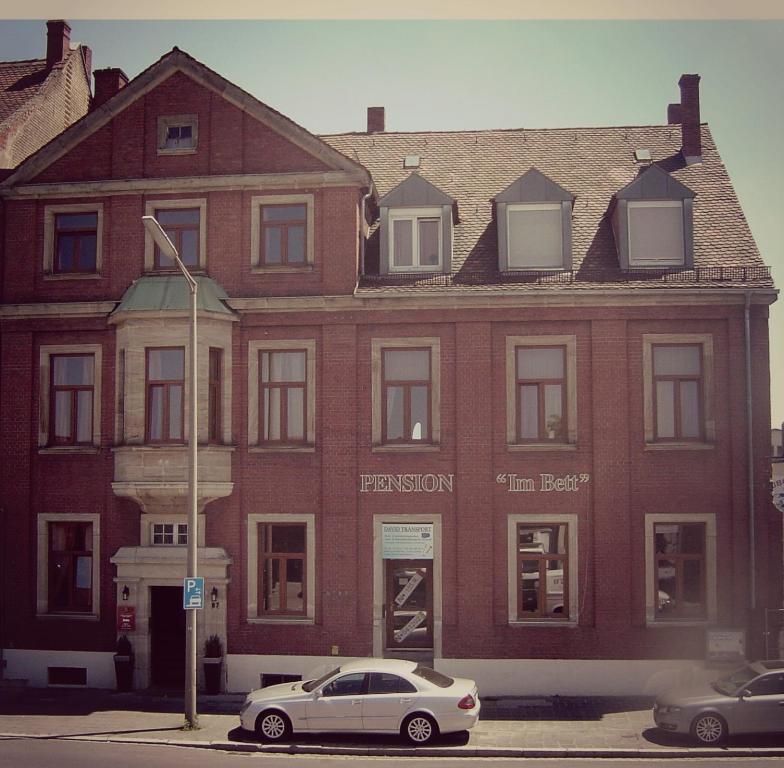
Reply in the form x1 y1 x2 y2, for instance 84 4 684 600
385 559 433 650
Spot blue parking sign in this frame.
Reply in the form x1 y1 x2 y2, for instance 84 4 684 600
183 577 204 610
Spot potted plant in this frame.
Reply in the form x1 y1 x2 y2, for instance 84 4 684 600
113 635 134 692
203 634 223 695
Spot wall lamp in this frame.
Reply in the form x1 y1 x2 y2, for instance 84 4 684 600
211 587 219 608
121 585 130 602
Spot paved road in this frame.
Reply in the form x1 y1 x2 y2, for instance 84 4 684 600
4 739 784 768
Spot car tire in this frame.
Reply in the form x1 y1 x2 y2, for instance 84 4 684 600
402 712 439 745
255 709 292 742
690 712 727 745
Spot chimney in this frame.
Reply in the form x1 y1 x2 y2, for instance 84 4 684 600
93 68 129 109
81 45 93 83
678 73 702 162
367 106 385 134
46 20 71 69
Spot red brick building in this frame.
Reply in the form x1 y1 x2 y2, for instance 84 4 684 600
0 48 778 695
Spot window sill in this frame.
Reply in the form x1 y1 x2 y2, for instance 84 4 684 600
372 444 441 453
508 620 578 628
507 443 577 452
251 265 315 274
388 267 443 275
157 147 197 156
247 617 315 625
43 273 102 281
249 445 316 454
644 442 714 451
38 446 100 455
37 613 99 622
112 443 237 452
646 619 710 628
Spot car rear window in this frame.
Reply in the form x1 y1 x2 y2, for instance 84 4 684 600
412 665 454 688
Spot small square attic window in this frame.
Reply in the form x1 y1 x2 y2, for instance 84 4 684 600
634 149 652 163
403 155 421 169
157 115 198 154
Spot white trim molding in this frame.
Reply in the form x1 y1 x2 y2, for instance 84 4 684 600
251 193 315 270
43 203 104 278
246 513 316 623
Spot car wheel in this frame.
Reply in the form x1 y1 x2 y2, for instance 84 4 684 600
690 712 727 745
402 712 439 745
255 709 292 742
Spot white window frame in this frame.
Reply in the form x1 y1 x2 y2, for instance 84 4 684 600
247 339 316 450
505 335 577 449
157 114 198 155
247 513 315 623
144 198 207 272
37 513 101 618
43 203 103 279
507 514 578 627
150 521 188 546
251 193 315 271
38 344 102 450
642 333 714 448
388 207 443 272
628 200 685 268
506 202 563 269
644 513 717 626
371 336 441 451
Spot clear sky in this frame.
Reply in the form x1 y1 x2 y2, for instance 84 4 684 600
1 18 782 424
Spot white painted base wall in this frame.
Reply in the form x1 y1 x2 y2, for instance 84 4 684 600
226 654 716 696
3 649 116 688
3 648 717 696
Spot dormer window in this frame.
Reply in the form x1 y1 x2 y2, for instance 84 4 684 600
507 203 564 269
612 164 694 271
157 115 198 154
377 173 454 276
495 168 574 272
627 201 684 267
389 208 441 271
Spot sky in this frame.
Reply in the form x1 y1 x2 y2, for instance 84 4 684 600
1 14 783 423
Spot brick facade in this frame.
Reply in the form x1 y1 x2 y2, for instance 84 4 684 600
0 48 779 696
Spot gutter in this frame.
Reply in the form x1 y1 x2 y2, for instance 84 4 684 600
744 291 756 611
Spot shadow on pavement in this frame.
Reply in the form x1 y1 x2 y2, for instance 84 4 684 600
642 727 784 749
226 725 470 748
0 726 182 740
481 695 654 721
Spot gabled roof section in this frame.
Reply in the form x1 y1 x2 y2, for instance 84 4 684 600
4 47 370 187
495 167 574 204
379 171 454 207
615 163 694 200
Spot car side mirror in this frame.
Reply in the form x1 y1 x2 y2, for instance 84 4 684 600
312 689 321 699
739 689 752 699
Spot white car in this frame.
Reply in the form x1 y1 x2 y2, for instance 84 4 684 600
239 657 480 745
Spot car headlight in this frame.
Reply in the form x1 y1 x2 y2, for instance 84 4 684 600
658 705 681 715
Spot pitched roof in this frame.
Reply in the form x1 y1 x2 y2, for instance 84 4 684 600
0 58 49 124
322 123 773 294
3 47 370 187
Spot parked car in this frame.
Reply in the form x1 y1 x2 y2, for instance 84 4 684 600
654 660 784 744
239 657 480 744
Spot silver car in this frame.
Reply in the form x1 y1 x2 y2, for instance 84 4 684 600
239 657 480 745
654 660 784 744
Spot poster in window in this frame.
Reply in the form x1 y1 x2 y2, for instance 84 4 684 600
75 556 92 589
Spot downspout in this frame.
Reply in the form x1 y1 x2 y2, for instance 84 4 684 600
745 291 756 611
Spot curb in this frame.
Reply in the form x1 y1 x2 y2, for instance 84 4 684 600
4 733 784 758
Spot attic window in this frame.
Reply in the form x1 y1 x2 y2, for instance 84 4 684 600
628 201 685 267
403 155 421 169
634 149 652 163
157 115 198 154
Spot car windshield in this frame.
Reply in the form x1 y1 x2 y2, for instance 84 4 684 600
712 664 758 696
412 664 454 688
302 666 341 692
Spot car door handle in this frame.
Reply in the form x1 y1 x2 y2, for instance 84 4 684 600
400 698 413 703
778 701 784 706
351 699 362 705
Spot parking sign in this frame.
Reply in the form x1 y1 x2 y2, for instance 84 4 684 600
183 576 204 609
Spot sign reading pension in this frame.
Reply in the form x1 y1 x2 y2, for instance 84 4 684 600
361 474 453 493
382 523 434 559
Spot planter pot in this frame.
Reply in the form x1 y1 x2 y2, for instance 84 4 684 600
203 657 223 695
114 654 134 692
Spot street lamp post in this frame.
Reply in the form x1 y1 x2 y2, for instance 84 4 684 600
142 215 199 729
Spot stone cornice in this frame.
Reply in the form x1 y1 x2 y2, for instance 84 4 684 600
1 171 364 200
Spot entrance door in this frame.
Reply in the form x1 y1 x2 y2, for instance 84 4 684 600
385 560 433 650
150 586 185 688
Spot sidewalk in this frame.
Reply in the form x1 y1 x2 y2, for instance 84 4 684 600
2 687 784 758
